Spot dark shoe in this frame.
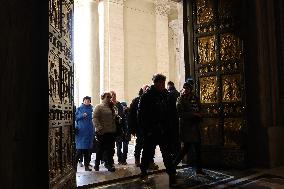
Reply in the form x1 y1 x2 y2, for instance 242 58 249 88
94 165 99 171
105 164 115 172
94 160 100 171
85 166 92 171
122 161 127 165
196 169 206 176
148 162 159 170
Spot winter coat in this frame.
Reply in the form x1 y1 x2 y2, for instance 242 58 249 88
93 102 116 134
113 101 125 139
128 96 140 135
137 85 171 138
168 88 180 139
75 103 94 149
176 93 202 143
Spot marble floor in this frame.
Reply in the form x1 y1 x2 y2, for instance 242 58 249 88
76 138 284 188
76 137 165 187
79 166 284 189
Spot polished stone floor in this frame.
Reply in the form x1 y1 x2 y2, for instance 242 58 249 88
76 137 284 188
76 137 165 187
82 167 284 189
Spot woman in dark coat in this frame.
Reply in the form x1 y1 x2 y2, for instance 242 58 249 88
75 96 94 171
173 79 206 175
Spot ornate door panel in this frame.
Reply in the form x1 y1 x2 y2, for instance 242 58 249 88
189 0 246 167
49 0 75 188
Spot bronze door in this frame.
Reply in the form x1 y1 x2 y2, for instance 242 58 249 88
188 0 247 167
48 0 76 188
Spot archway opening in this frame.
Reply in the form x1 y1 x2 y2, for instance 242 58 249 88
73 0 184 187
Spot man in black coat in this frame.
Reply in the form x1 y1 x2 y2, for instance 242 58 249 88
167 81 181 160
138 74 177 187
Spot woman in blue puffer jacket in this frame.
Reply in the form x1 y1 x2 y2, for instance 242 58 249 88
75 96 94 171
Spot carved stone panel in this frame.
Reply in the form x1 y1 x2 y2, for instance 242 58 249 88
220 33 241 61
198 36 216 64
219 0 233 20
199 76 218 103
224 118 244 146
200 118 220 145
196 0 214 24
222 74 241 102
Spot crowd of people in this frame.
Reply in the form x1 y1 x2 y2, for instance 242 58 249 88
74 73 206 187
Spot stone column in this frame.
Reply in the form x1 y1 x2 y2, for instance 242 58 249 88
169 1 184 90
154 0 170 79
74 0 100 106
103 0 125 101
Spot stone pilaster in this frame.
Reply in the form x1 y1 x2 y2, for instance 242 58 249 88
169 2 184 90
74 0 100 106
103 0 125 101
155 0 170 79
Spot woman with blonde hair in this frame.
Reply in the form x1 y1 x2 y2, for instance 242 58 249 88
93 92 117 172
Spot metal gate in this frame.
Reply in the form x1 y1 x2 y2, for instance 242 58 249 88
188 0 247 167
48 0 76 188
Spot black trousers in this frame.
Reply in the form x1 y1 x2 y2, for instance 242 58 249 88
140 134 176 175
116 140 129 163
95 133 116 166
134 133 155 163
174 142 202 171
75 149 91 166
134 133 143 158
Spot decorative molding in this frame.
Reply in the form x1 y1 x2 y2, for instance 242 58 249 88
154 0 171 16
169 0 179 10
108 0 126 5
169 17 184 90
75 0 99 4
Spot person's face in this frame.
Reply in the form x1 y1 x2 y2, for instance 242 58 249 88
102 94 112 103
142 85 150 93
110 92 116 102
182 86 192 95
167 84 173 91
155 80 165 92
83 99 91 106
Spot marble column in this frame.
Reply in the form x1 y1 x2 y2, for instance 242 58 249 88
169 1 184 90
103 0 125 101
154 0 170 79
74 0 100 106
